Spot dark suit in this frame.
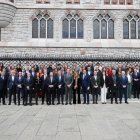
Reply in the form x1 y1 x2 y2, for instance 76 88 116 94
119 76 128 103
109 75 119 103
31 72 36 98
81 74 90 104
132 72 140 99
0 76 6 104
34 77 42 105
24 77 33 105
16 76 24 105
7 76 17 105
56 75 65 104
46 76 56 105
90 76 100 104
64 74 74 104
41 75 47 104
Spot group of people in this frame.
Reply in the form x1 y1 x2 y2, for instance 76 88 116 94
0 62 139 106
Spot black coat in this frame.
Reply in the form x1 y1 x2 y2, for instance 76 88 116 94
100 75 109 88
34 77 42 90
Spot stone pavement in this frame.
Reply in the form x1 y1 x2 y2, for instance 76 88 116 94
0 100 140 140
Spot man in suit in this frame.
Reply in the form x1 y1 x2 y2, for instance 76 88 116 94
109 70 119 104
30 67 36 100
64 69 74 105
24 72 33 106
16 71 24 105
0 71 7 105
41 69 47 105
7 70 17 105
46 72 56 105
56 70 65 105
119 71 128 104
81 69 90 104
132 68 140 99
90 70 101 104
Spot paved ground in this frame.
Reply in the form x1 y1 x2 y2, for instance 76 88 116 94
0 99 140 140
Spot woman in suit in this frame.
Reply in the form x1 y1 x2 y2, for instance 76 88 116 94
34 72 42 105
73 71 81 104
100 71 109 104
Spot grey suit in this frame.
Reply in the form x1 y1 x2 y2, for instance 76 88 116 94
64 74 73 104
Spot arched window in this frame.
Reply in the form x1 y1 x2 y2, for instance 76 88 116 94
93 14 114 39
123 15 140 39
62 14 83 39
32 13 53 38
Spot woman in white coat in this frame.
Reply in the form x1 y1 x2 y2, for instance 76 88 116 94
100 71 109 104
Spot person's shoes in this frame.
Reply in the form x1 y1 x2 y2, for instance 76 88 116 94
120 102 122 104
125 102 129 104
62 103 64 105
3 103 6 105
57 103 60 105
36 103 38 105
115 102 118 104
52 103 55 105
96 102 98 104
69 103 72 105
18 104 20 106
111 102 113 104
65 103 68 105
8 103 11 105
83 102 86 104
87 102 89 105
42 102 44 105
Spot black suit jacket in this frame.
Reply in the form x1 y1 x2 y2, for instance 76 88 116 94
56 75 65 88
16 76 24 89
41 75 47 90
100 75 109 88
46 76 56 88
7 76 17 89
0 76 7 91
24 77 33 90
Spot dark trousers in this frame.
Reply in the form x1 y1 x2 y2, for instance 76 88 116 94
57 88 64 104
24 89 32 105
133 84 139 99
92 88 99 103
16 88 22 105
82 86 89 103
41 89 45 104
9 87 16 105
0 89 5 104
111 87 118 103
77 87 81 104
73 89 76 104
120 87 127 103
48 87 55 105
65 87 73 104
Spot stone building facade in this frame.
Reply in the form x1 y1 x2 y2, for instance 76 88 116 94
0 0 140 62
